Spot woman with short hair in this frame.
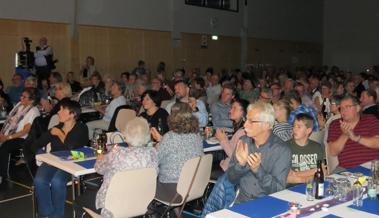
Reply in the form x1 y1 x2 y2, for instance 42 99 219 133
0 87 40 183
34 100 88 218
139 90 169 134
79 117 158 218
152 102 203 203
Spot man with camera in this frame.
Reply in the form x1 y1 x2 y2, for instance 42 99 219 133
34 37 54 84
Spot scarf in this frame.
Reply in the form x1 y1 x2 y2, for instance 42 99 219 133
1 102 33 135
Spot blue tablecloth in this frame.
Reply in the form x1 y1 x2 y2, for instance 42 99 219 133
76 159 97 169
51 147 95 160
346 166 371 176
230 195 289 218
348 198 379 215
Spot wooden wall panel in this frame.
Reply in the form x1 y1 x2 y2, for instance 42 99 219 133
0 19 69 86
0 19 322 87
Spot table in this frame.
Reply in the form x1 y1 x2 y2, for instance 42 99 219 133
36 147 96 218
206 162 379 218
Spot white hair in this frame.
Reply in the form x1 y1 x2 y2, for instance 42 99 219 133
247 101 276 129
122 117 151 147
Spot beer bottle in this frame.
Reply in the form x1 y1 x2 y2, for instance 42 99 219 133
314 160 324 199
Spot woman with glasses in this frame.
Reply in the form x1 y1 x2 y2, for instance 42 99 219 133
0 87 40 184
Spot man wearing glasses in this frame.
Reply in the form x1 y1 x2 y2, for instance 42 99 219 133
328 94 379 169
227 102 291 203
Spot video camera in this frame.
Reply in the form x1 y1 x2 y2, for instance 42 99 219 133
17 37 34 69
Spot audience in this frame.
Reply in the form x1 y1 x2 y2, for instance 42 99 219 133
215 98 248 171
85 117 158 218
33 100 88 218
287 113 325 184
152 102 203 204
328 94 379 168
139 90 169 134
86 81 126 139
0 87 40 184
210 84 235 129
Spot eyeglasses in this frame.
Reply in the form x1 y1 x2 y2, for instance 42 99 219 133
20 95 30 99
339 104 357 111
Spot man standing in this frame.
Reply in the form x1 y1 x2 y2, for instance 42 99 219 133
328 95 379 168
227 102 291 203
210 84 235 129
34 37 54 84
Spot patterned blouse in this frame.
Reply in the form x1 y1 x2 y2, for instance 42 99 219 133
95 146 158 218
157 131 203 183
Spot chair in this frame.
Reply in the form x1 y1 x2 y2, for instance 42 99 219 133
155 154 213 216
83 168 157 218
114 109 136 132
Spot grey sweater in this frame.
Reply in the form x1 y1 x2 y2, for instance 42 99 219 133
227 133 291 203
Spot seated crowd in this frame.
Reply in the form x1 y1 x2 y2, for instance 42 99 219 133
0 61 379 218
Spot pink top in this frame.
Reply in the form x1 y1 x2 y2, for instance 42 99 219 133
219 128 246 171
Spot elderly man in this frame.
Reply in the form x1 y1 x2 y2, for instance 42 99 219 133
210 84 235 129
165 80 207 127
202 102 291 216
328 94 379 169
228 102 291 202
34 37 54 84
86 81 126 139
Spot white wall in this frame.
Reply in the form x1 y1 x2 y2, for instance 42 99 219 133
0 0 322 42
323 0 379 72
0 0 75 23
248 0 323 42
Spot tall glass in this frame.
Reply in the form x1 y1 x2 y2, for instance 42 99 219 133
306 180 315 201
372 160 379 184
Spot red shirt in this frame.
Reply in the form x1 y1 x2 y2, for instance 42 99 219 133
328 115 379 168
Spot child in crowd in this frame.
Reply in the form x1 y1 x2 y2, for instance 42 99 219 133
287 113 325 184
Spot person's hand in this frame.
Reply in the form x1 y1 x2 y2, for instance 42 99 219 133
188 97 197 112
322 163 328 176
151 127 162 142
0 134 6 143
50 127 63 137
340 120 353 136
215 128 227 142
247 152 262 173
235 140 249 166
96 154 104 161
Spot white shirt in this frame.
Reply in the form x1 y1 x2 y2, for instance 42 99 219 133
103 95 126 122
16 106 40 139
34 46 53 67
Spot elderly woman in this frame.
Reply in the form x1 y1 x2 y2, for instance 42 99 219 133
34 100 88 218
152 102 203 203
139 90 169 134
0 87 40 184
24 83 73 174
215 98 249 171
80 117 158 218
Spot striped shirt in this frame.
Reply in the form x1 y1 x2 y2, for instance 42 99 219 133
273 121 293 142
327 115 379 168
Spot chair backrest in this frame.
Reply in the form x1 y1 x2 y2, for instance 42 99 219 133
104 168 157 218
325 142 339 174
48 114 60 130
309 129 325 146
176 154 213 204
115 109 136 132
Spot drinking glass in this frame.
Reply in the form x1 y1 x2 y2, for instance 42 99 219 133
372 160 379 184
305 180 315 201
352 185 363 207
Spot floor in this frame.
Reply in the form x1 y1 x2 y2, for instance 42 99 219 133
0 163 202 218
